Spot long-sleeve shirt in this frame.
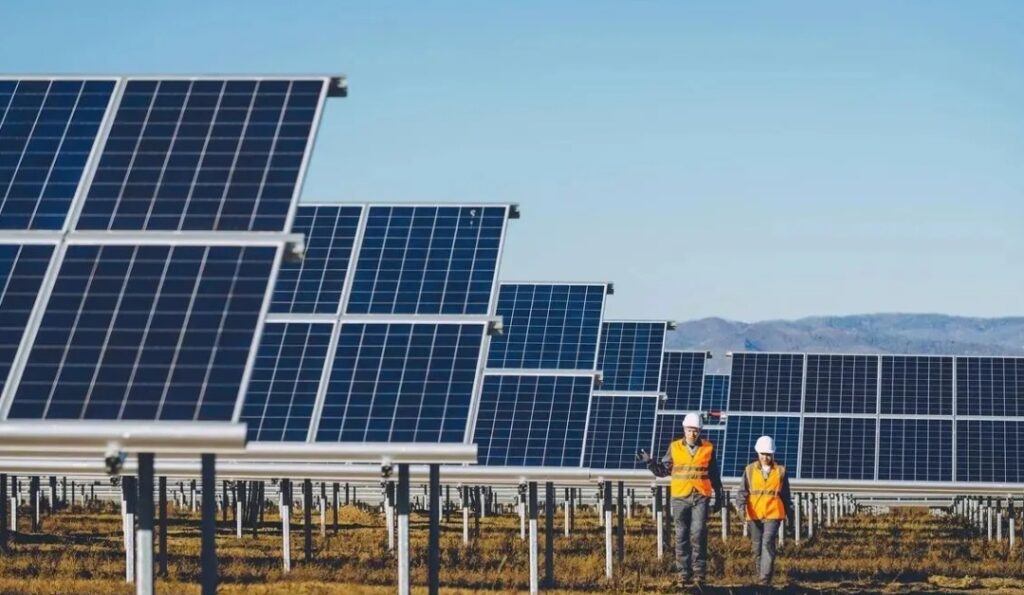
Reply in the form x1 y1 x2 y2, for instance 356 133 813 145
734 462 794 520
646 437 725 502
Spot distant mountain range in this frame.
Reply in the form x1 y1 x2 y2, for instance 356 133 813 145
667 314 1024 374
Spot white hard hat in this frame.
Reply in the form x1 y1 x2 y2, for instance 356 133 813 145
682 413 703 430
755 435 775 454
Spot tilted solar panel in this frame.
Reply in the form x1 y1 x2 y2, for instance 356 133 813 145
956 419 1024 483
720 415 799 478
314 322 486 443
596 322 666 393
240 322 333 441
346 206 507 315
878 418 952 482
728 353 803 412
76 78 328 232
473 374 592 466
270 204 362 314
955 356 1024 417
799 416 876 480
0 244 55 394
583 394 656 469
702 374 729 411
486 283 605 370
0 79 115 230
7 244 277 421
804 354 878 414
659 351 706 411
880 355 953 415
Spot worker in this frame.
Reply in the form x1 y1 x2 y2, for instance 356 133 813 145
734 435 794 587
638 413 724 588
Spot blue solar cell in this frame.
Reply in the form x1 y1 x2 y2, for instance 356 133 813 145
804 354 878 414
720 415 799 478
271 205 362 314
659 351 706 410
652 414 724 467
76 78 326 232
597 322 666 392
583 394 656 469
880 355 953 415
955 357 1024 417
0 244 54 394
702 374 729 411
956 420 1024 483
474 374 592 466
0 79 114 229
486 283 605 370
878 418 951 482
315 322 485 443
240 322 333 441
346 206 507 315
7 244 276 421
728 353 803 412
799 417 876 480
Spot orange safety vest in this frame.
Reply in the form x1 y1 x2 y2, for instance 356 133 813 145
670 439 714 498
745 462 787 520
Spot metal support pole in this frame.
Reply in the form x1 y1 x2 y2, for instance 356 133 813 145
461 486 469 545
0 474 6 551
200 454 217 595
428 465 440 595
49 476 57 514
124 477 136 583
528 482 539 595
616 481 625 563
303 479 313 561
544 482 554 588
654 486 663 559
29 477 38 532
386 481 395 551
136 454 155 595
280 479 291 573
235 482 243 538
794 493 801 544
332 482 339 533
569 487 575 534
320 482 326 537
563 488 570 538
397 464 411 595
158 477 167 577
603 482 613 579
722 490 729 541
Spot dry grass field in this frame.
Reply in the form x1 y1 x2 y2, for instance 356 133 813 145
0 498 1023 593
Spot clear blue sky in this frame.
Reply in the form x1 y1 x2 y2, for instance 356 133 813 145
4 1 1022 321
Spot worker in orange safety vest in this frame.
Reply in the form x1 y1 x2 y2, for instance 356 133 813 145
734 435 794 587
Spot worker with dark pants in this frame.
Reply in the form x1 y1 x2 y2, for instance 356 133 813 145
735 435 794 587
639 413 724 588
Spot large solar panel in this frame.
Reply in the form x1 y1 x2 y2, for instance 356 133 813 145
314 322 487 443
659 351 706 411
345 206 507 315
486 283 606 370
956 420 1024 483
583 394 656 469
473 374 592 466
880 355 953 415
0 244 55 394
0 79 115 230
7 244 277 421
878 418 952 482
702 374 729 411
652 414 725 467
799 416 876 480
596 322 667 393
728 353 803 412
956 356 1024 417
804 354 878 414
75 78 328 232
270 204 362 314
720 415 799 478
240 322 333 441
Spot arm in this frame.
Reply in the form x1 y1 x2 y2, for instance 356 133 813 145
734 465 749 513
781 469 795 521
647 447 673 478
708 453 725 505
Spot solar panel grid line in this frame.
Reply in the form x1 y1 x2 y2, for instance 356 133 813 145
484 368 602 377
280 81 329 235
1 78 121 232
264 312 336 324
875 353 883 480
460 319 497 444
796 350 808 478
0 244 56 400
658 351 706 412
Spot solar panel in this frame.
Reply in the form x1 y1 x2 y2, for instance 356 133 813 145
473 374 592 466
0 244 55 395
659 351 706 411
596 322 667 393
880 355 953 415
955 356 1024 417
314 322 486 443
486 283 606 370
75 78 328 232
345 206 507 315
728 353 803 412
878 418 951 482
583 394 656 469
720 415 799 478
270 204 362 314
702 374 729 411
804 354 878 414
799 416 876 480
956 419 1024 483
240 322 333 441
0 79 115 230
7 243 277 421
652 414 725 466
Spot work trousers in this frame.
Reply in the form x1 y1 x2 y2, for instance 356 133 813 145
747 519 781 583
670 492 710 580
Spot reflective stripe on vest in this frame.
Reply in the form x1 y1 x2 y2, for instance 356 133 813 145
745 462 786 520
670 439 714 498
